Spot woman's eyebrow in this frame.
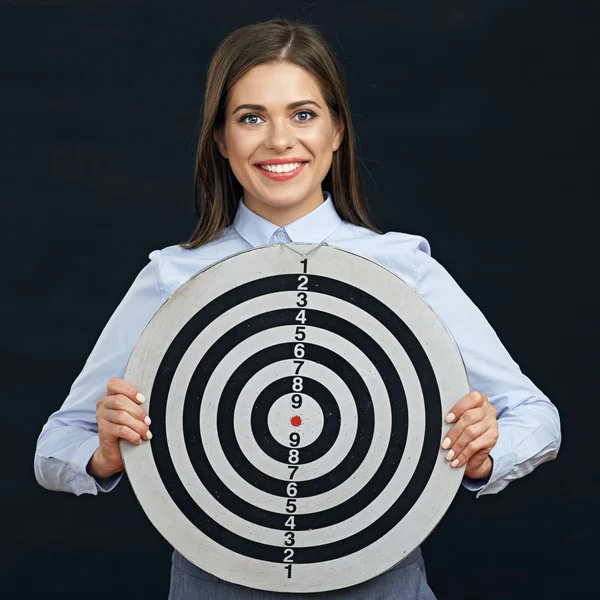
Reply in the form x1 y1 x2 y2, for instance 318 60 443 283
232 100 322 115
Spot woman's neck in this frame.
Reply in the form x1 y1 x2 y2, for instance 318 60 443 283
243 189 325 227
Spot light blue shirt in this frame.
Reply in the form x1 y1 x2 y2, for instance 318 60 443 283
34 191 561 499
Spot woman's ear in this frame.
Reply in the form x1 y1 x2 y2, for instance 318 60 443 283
333 118 345 152
213 128 228 160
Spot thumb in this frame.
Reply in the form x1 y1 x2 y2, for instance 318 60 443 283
464 449 491 478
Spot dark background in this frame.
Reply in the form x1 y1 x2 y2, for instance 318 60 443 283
3 1 598 598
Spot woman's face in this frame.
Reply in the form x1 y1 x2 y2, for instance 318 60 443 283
215 61 344 226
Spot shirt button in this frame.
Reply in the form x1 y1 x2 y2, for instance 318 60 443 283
276 230 286 240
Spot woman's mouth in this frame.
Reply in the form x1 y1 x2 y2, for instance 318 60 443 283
254 161 308 181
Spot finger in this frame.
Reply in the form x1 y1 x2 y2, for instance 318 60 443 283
441 406 487 450
101 408 152 441
106 377 146 404
445 390 488 424
452 430 498 468
102 394 151 424
444 419 488 463
101 420 145 445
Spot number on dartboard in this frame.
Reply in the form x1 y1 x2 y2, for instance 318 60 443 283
296 292 307 307
300 258 308 273
284 259 310 580
285 515 296 529
284 531 296 546
283 549 295 562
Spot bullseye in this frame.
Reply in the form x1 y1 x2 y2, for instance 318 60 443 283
291 416 302 427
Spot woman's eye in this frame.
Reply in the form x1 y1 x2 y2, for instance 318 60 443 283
241 113 263 125
295 110 316 122
239 110 316 125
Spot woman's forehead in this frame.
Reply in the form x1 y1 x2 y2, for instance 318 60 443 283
229 63 323 108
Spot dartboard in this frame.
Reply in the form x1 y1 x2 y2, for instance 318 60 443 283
120 242 469 593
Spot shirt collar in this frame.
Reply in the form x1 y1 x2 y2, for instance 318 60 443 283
232 190 342 247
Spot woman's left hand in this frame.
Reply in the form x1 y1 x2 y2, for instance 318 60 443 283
441 390 499 479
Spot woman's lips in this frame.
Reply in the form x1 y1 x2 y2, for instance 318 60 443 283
254 162 308 181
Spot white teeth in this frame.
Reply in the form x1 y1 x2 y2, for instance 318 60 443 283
258 162 304 173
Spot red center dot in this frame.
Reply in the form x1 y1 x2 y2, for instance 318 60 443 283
290 415 302 427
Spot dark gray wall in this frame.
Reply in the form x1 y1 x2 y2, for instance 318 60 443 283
3 1 597 598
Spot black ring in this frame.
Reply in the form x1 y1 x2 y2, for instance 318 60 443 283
208 333 375 503
250 377 341 464
149 274 440 564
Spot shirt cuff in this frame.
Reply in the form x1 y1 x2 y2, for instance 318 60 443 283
461 458 493 494
69 435 124 495
461 438 515 498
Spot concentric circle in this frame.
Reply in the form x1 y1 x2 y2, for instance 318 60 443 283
265 392 325 450
121 243 469 593
261 387 329 455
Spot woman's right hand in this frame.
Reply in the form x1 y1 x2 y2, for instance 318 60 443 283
87 377 152 480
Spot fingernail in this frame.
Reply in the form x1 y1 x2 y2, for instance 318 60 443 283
144 416 151 426
146 430 153 440
441 437 452 449
136 393 146 403
451 459 460 468
446 413 456 423
446 449 455 461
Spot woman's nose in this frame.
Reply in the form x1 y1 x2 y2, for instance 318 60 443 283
264 118 296 152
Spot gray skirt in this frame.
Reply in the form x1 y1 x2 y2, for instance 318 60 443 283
167 547 437 600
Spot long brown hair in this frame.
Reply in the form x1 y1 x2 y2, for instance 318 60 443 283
181 18 381 250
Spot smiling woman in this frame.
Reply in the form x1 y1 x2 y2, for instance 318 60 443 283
213 61 345 225
184 19 379 247
34 16 561 600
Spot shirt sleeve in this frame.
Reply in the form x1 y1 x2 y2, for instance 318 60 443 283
34 250 165 496
412 239 561 497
